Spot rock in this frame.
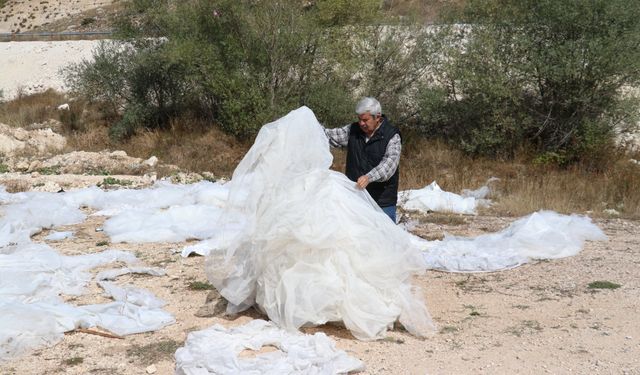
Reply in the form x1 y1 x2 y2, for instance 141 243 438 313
603 208 620 216
0 123 66 157
57 103 69 111
32 180 61 192
110 150 128 159
28 161 42 172
195 289 229 318
145 364 157 374
14 160 29 171
25 119 64 133
143 156 158 168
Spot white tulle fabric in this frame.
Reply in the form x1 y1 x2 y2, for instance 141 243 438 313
205 106 434 340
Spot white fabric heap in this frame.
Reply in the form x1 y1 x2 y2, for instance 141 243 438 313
175 319 364 375
416 210 607 272
0 244 175 360
400 181 479 214
205 106 434 340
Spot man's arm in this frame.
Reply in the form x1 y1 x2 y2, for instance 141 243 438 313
358 134 401 188
323 124 351 148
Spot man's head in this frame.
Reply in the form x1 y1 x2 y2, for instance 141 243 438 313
355 97 382 137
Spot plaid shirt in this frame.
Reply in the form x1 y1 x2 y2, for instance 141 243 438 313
324 124 401 183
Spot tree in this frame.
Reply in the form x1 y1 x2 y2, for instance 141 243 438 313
418 0 640 166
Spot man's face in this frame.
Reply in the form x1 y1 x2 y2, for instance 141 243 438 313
358 112 381 137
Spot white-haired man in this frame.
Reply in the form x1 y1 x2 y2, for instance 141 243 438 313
324 97 401 223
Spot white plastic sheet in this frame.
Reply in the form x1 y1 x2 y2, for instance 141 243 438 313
205 106 435 340
175 319 364 375
416 210 607 272
0 245 174 359
400 181 479 214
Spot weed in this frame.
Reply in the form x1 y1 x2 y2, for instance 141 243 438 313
587 281 621 290
440 325 459 334
188 281 214 290
63 357 84 366
512 304 530 310
422 212 467 226
36 166 61 175
98 177 132 187
381 336 405 344
80 17 95 26
126 339 181 365
463 304 482 316
506 320 543 337
96 240 109 246
0 164 8 173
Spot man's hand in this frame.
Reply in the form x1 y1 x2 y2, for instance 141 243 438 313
356 175 369 190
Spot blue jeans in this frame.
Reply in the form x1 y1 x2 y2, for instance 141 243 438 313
381 205 397 224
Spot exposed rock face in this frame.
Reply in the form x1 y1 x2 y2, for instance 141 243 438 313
0 123 66 157
26 150 172 175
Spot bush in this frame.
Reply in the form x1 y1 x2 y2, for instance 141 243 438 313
67 0 435 138
417 0 640 165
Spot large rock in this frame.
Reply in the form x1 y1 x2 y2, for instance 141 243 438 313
26 150 175 175
0 123 66 157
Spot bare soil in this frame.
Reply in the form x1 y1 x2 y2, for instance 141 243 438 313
1 190 638 374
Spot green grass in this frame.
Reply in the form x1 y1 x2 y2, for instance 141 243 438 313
0 164 9 173
587 281 621 290
96 240 109 246
188 281 214 290
98 177 133 186
36 166 61 175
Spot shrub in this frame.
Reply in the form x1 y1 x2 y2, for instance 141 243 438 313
417 0 640 166
67 0 435 137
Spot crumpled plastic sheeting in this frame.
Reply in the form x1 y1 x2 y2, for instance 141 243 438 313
0 242 174 359
400 181 479 215
44 231 75 241
416 210 607 272
103 204 225 243
205 106 434 340
0 193 85 247
175 319 364 375
97 267 168 309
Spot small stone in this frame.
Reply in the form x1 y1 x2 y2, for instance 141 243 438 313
143 156 158 167
145 364 157 374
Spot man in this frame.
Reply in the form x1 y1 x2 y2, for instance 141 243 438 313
324 97 401 223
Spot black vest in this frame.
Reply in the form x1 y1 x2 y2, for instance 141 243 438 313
345 117 400 207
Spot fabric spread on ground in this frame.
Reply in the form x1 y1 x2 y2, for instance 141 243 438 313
0 106 608 363
174 319 364 375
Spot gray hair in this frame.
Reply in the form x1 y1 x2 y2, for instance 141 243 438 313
355 97 382 117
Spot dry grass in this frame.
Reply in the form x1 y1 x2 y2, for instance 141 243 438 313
400 137 640 218
3 92 640 218
66 117 250 178
0 89 66 127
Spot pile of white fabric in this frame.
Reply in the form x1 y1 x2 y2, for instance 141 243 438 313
415 210 607 272
205 106 435 340
175 319 364 374
399 179 497 215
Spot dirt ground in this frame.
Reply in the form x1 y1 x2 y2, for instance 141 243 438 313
0 190 638 374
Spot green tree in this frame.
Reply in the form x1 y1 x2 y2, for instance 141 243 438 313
69 0 388 138
418 0 640 165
